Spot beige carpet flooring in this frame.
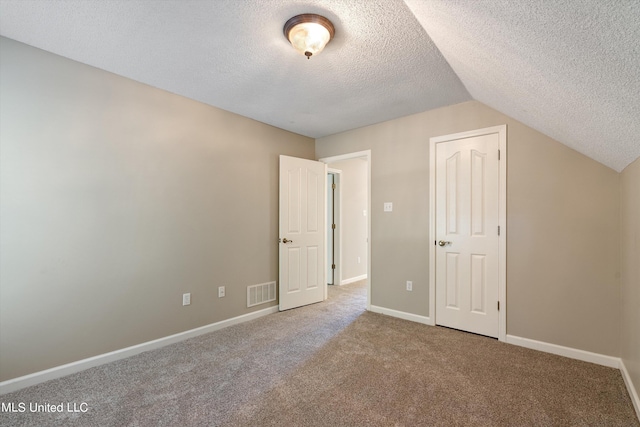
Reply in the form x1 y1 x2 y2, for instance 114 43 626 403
1 280 638 426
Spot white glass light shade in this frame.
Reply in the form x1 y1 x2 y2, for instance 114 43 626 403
288 22 330 57
284 14 335 59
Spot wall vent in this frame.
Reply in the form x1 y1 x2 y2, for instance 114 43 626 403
247 281 276 307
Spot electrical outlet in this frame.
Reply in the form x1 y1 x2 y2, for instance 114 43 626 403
218 286 225 298
384 202 393 212
406 281 413 291
358 256 361 264
182 293 191 306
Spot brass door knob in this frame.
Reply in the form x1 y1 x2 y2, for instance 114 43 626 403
438 240 452 246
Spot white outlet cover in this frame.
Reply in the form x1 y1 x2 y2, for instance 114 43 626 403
218 286 225 298
384 202 393 212
406 281 413 291
183 293 191 306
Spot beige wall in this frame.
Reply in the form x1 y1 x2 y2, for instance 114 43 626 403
316 100 621 356
0 38 315 381
620 157 640 400
0 36 632 385
328 159 368 282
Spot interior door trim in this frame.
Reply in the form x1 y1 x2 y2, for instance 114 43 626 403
327 168 342 289
319 150 372 311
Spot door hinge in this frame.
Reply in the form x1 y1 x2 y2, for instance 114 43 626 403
332 223 336 229
498 150 501 160
331 264 336 270
332 183 336 190
497 301 500 311
498 225 501 236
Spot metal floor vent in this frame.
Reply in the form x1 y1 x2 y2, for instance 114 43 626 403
247 281 276 307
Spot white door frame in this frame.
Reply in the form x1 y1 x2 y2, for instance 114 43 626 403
319 150 371 310
327 168 342 289
428 126 507 341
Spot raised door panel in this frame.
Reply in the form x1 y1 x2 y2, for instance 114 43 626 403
306 170 319 233
445 253 460 309
446 152 460 235
470 254 486 314
287 248 301 292
471 150 486 237
287 168 301 234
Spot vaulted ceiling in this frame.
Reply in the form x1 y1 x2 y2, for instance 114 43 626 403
0 0 638 171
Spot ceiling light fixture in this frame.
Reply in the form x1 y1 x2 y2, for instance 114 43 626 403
283 14 335 59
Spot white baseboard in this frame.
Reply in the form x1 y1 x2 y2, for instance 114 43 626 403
0 305 279 395
369 305 433 325
620 359 640 421
505 335 620 368
340 274 368 286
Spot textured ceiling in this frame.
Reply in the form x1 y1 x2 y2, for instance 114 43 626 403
0 0 638 171
0 0 470 140
405 0 640 172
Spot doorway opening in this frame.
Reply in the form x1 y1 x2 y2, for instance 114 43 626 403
320 150 371 310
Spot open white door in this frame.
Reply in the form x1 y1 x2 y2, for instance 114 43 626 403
279 155 327 311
